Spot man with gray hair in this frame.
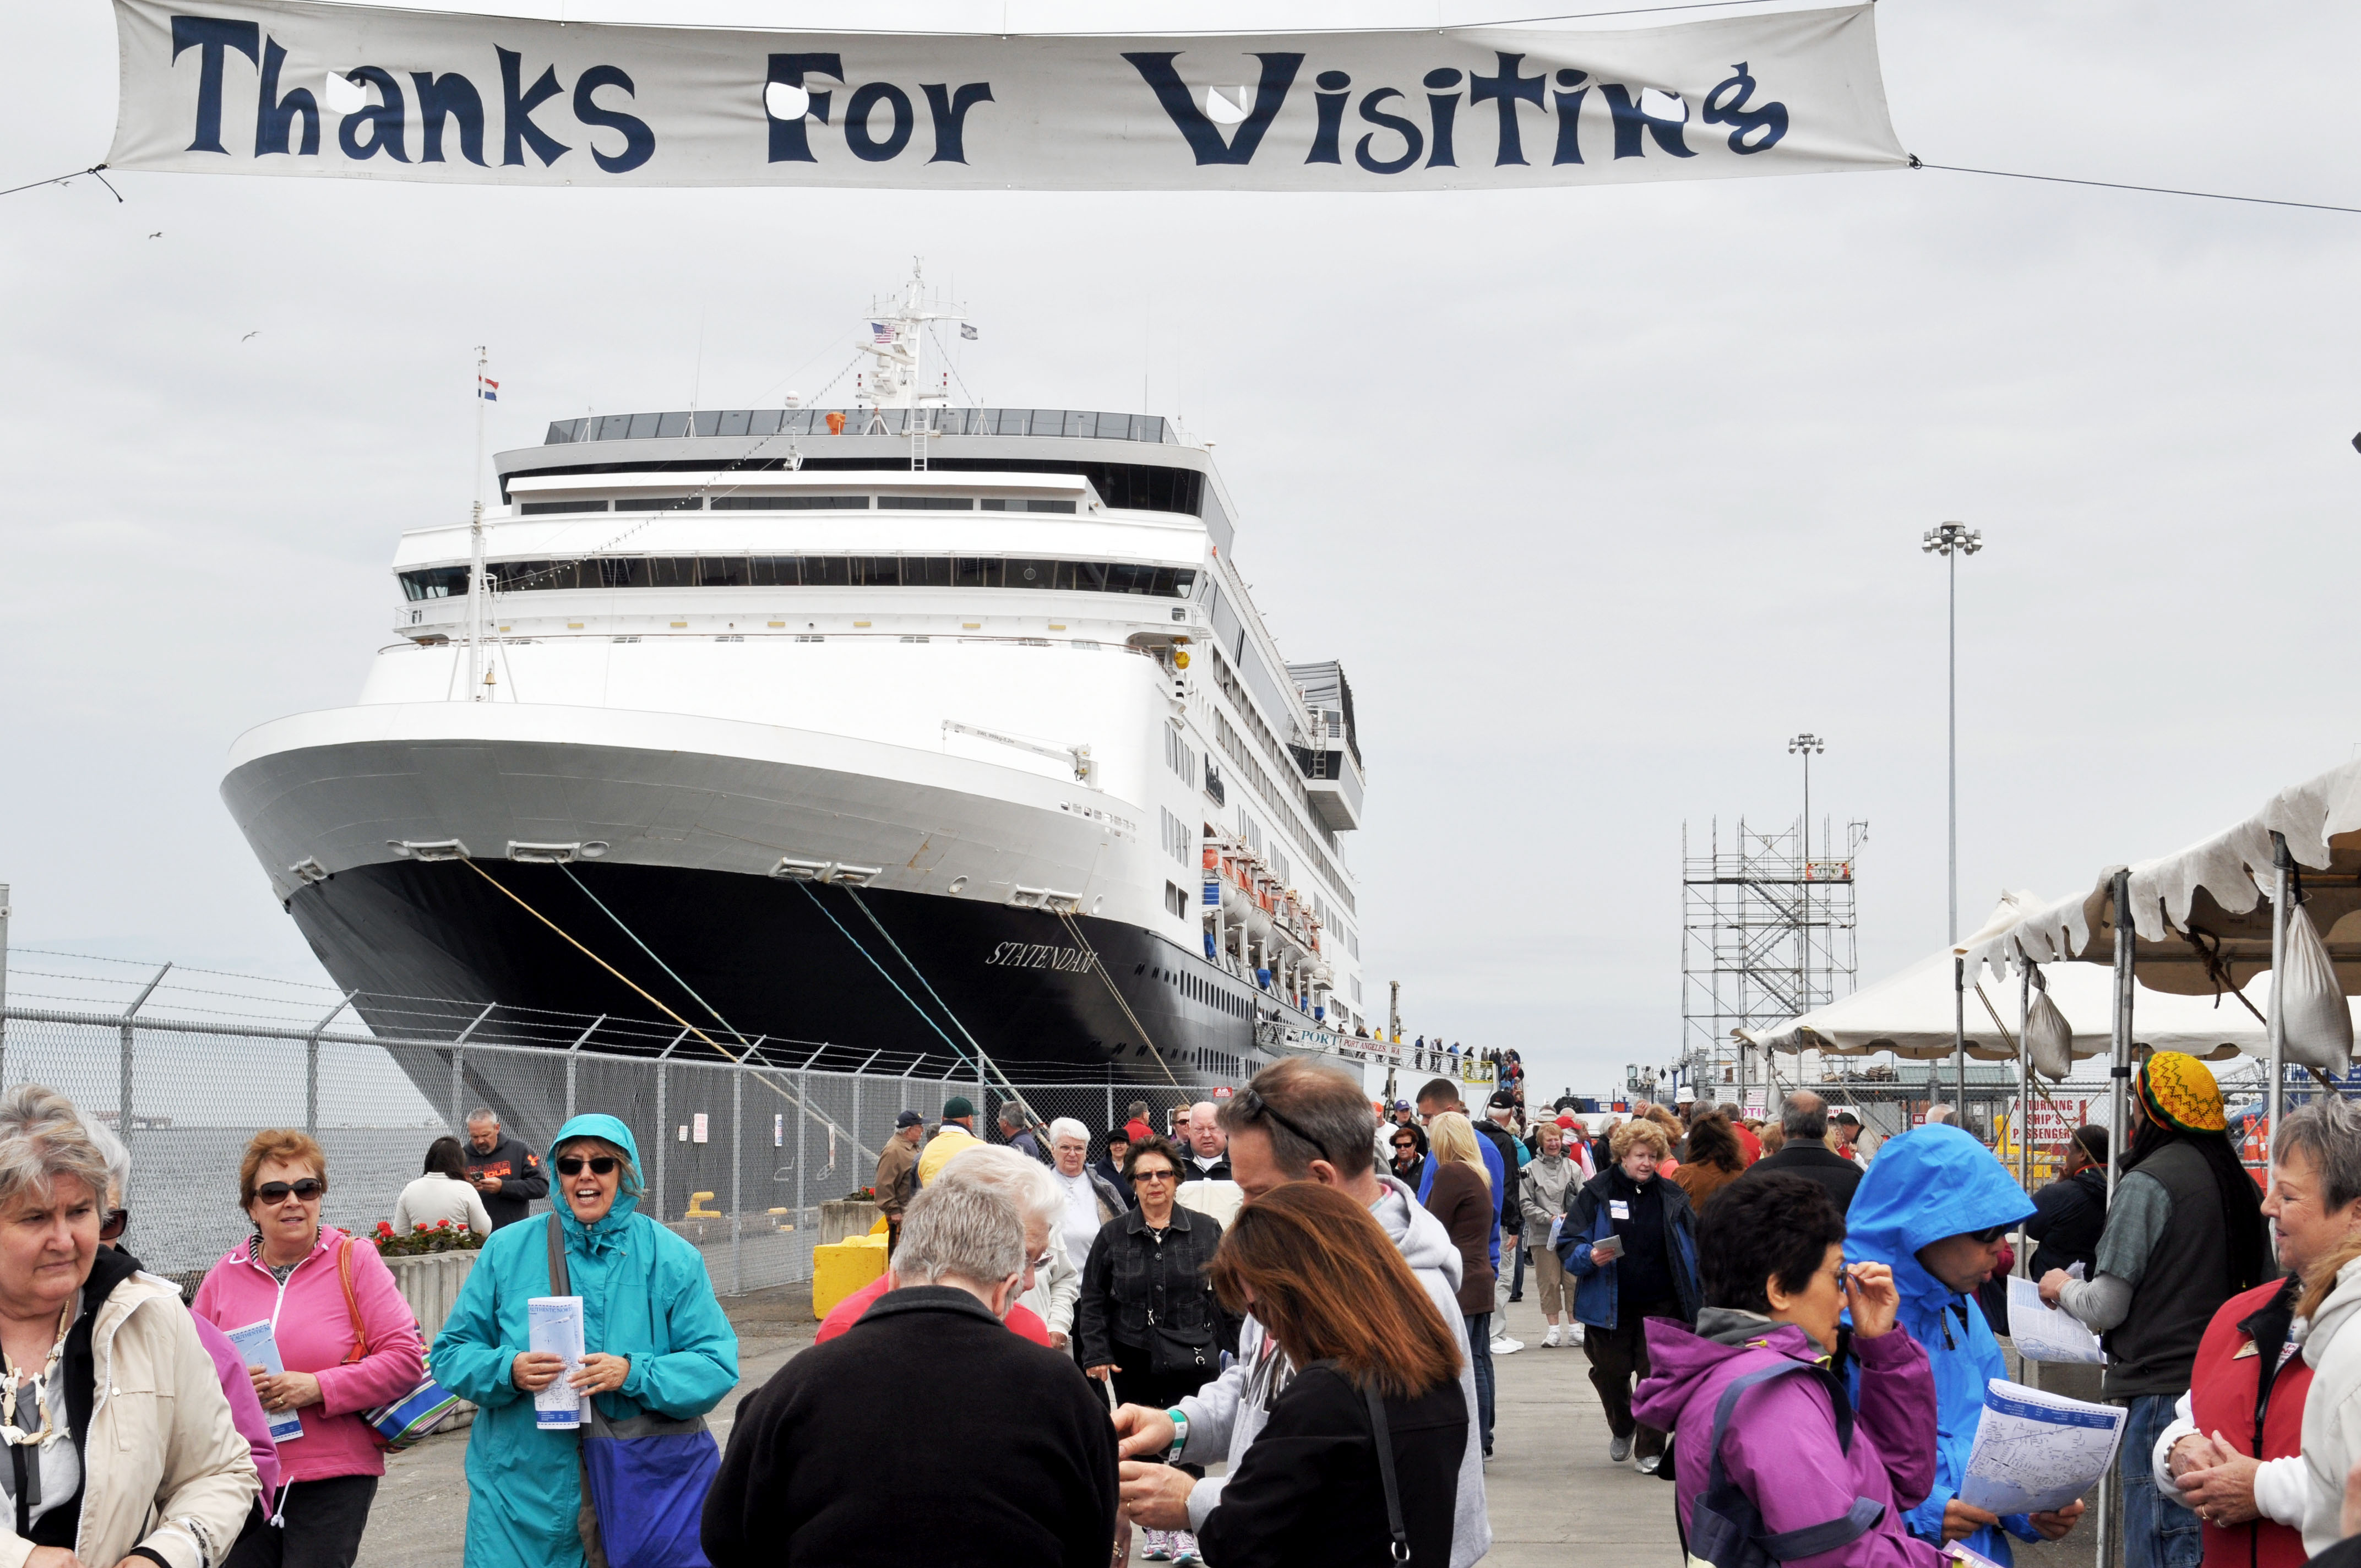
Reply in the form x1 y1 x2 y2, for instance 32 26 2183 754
1182 1101 1231 1183
460 1107 547 1229
1732 1088 1862 1210
705 1181 1119 1567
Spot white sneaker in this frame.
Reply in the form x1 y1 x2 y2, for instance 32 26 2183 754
1171 1533 1201 1565
1491 1335 1524 1355
1568 1324 1586 1346
1143 1531 1173 1561
1542 1325 1560 1347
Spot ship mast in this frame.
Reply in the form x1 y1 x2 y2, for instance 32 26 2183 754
859 262 965 469
466 345 489 701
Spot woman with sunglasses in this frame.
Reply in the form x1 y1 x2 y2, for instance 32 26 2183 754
1078 1134 1234 1566
432 1114 739 1568
193 1129 426 1567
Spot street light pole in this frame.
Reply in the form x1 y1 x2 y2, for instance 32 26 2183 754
1922 522 1983 1115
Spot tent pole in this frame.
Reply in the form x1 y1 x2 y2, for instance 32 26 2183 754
2109 868 2133 1204
2269 830 2291 1171
2017 952 2033 1219
1954 955 1968 1121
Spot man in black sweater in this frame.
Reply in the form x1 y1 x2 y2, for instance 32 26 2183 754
1733 1091 1863 1212
704 1182 1119 1568
461 1108 549 1229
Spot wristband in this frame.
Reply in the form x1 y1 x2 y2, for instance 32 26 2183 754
1166 1407 1189 1463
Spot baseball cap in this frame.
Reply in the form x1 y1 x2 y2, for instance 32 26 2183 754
1391 1099 1411 1112
1486 1090 1517 1112
942 1095 976 1120
1833 1110 1861 1126
894 1110 924 1129
1555 1114 1576 1129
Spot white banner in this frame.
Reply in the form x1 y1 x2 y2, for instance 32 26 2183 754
107 0 1905 191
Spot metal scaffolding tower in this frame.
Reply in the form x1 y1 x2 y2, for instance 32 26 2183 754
1680 815 1866 1107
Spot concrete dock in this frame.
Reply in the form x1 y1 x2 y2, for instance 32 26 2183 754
357 1289 2106 1567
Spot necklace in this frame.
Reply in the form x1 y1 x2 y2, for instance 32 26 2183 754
0 1298 75 1451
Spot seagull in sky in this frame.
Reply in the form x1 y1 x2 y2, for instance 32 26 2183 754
241 330 259 341
147 231 161 238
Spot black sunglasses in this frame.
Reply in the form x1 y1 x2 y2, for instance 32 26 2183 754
100 1209 128 1242
1969 1223 2009 1244
255 1179 324 1204
556 1155 619 1177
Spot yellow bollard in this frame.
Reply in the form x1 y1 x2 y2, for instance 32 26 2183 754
684 1191 720 1218
812 1234 889 1320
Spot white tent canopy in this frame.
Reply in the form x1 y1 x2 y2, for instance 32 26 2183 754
1738 942 2278 1064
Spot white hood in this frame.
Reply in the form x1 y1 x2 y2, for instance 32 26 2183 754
1370 1172 1464 1292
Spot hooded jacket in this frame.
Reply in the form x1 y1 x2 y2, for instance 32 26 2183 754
1633 1311 1948 1568
1174 1174 1491 1568
432 1114 741 1568
1842 1126 2037 1563
2297 1255 2361 1554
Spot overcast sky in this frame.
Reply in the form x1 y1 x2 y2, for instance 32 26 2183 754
6 0 2360 1105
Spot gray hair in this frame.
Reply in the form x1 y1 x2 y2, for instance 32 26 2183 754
466 1107 498 1126
554 1134 644 1196
0 1086 114 1213
2278 1098 2361 1213
894 1182 1024 1289
934 1144 1064 1235
1924 1103 1956 1126
1047 1118 1091 1149
1782 1091 1829 1141
83 1118 130 1209
997 1102 1029 1129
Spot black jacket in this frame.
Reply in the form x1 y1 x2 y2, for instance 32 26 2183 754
1076 1203 1234 1374
1090 1157 1135 1208
1180 1151 1233 1183
1195 1362 1467 1568
1734 1141 1863 1213
1473 1120 1522 1229
463 1133 550 1229
2025 1165 2109 1280
703 1287 1118 1568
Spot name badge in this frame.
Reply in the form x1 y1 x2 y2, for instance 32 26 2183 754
1609 1200 1630 1220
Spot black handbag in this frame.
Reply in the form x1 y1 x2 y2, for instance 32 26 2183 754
1679 1359 1884 1568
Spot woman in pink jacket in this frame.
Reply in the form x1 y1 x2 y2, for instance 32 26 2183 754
194 1130 426 1568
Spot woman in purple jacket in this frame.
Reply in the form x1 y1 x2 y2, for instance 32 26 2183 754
1634 1173 1949 1568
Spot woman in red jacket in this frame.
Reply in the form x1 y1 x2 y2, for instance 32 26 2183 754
193 1130 426 1568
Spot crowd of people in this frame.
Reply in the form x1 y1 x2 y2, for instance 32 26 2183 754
20 1043 2361 1568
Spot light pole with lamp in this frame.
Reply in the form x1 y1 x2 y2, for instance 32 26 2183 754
1922 522 1982 1119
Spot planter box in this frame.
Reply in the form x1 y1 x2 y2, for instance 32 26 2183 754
383 1250 481 1435
818 1200 883 1247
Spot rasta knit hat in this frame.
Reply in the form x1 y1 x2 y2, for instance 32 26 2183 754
2134 1050 2227 1135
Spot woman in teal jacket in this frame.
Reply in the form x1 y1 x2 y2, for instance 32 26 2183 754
433 1114 740 1568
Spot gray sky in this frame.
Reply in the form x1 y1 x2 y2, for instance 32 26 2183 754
6 0 2360 1106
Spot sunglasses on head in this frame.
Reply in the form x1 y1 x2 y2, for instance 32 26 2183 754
100 1209 128 1242
257 1179 324 1204
556 1155 619 1177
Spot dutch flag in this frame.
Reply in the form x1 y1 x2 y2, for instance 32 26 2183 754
477 374 498 402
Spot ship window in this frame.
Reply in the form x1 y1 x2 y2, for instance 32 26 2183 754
617 496 702 512
1096 412 1130 439
905 557 953 587
646 557 697 587
693 411 721 437
851 556 902 585
655 412 691 438
596 414 633 440
598 558 646 588
954 557 1002 589
627 412 662 439
978 498 1078 513
723 410 755 437
996 410 1030 435
521 499 610 515
698 556 749 587
1007 559 1053 588
714 495 869 510
879 496 972 510
749 556 798 586
801 556 851 587
475 554 1199 598
398 566 471 600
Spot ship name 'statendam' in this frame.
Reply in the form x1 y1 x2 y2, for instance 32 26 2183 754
984 941 1097 973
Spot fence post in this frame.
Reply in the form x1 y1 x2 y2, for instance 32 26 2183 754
730 1066 744 1297
654 1066 667 1223
303 992 355 1142
851 1076 861 1182
118 964 170 1160
0 881 10 1083
450 1050 463 1134
796 1069 807 1244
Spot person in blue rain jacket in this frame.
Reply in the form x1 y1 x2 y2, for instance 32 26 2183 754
433 1114 740 1568
1843 1124 2087 1564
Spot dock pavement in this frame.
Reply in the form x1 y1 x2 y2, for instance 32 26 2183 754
356 1288 2107 1567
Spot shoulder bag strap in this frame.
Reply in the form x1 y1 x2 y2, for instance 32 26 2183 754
1363 1382 1412 1564
545 1211 571 1295
335 1238 368 1365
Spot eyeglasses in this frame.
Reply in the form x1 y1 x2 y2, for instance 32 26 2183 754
255 1179 324 1204
1968 1224 2009 1244
556 1156 618 1177
100 1209 128 1242
1234 1085 1334 1164
1133 1168 1177 1183
1030 1251 1054 1275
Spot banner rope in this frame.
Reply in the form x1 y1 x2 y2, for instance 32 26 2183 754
1 166 120 202
1913 157 2361 217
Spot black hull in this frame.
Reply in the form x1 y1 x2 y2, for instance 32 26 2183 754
286 859 1267 1084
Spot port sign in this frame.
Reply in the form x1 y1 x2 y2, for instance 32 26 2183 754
108 0 1903 194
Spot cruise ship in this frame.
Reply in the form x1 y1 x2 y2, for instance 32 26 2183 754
220 275 1373 1088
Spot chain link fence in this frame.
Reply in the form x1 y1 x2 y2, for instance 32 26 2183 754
0 998 1221 1296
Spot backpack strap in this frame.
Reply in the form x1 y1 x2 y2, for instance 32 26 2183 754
1364 1382 1412 1564
1699 1356 1883 1564
1761 1499 1888 1560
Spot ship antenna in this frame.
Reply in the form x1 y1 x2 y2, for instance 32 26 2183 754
855 260 966 470
466 345 489 702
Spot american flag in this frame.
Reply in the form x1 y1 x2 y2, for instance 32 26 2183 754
870 322 894 345
477 374 498 402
